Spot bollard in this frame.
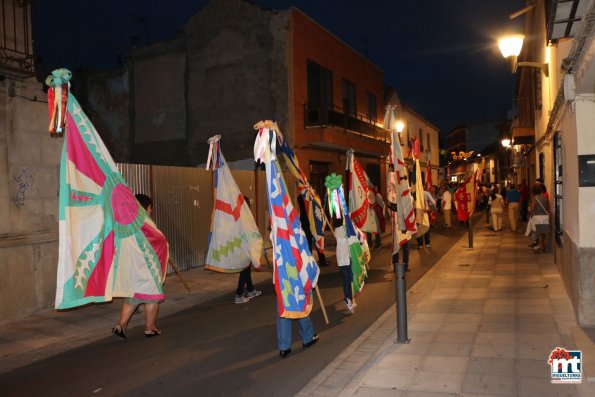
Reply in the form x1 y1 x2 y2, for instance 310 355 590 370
394 262 410 344
468 216 474 248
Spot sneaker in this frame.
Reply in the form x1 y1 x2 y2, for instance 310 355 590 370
345 299 355 314
234 295 249 304
247 290 262 299
425 243 432 248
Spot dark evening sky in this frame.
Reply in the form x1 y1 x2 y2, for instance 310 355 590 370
32 0 525 139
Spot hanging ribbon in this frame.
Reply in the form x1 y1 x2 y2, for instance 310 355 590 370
324 173 343 219
206 135 222 170
253 127 271 164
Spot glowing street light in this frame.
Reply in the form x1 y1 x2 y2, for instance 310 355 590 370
396 120 405 133
498 34 548 76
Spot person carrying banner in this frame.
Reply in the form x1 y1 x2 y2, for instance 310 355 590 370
383 105 416 274
416 186 436 248
254 121 320 359
326 172 369 303
203 135 264 303
332 217 356 313
45 69 170 340
112 194 165 339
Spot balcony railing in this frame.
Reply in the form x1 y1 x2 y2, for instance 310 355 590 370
304 103 390 142
0 0 35 77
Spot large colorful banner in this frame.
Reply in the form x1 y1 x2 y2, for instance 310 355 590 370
346 150 369 229
278 139 326 254
49 69 169 310
454 170 480 221
254 124 319 319
411 138 430 239
205 136 263 273
384 106 416 255
363 170 385 235
326 174 369 297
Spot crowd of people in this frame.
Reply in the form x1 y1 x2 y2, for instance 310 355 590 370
432 178 551 254
414 177 551 255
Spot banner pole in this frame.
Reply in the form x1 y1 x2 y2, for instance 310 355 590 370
168 257 192 293
315 285 330 325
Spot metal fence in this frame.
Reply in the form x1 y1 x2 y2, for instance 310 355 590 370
117 163 296 273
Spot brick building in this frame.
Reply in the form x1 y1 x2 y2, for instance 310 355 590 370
82 0 394 191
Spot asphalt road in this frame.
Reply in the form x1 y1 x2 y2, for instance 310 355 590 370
0 222 469 397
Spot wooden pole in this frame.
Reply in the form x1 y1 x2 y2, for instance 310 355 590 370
168 257 192 293
314 285 330 325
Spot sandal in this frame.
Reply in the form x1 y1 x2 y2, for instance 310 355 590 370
144 329 163 338
112 324 126 340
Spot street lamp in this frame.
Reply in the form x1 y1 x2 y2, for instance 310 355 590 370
501 136 511 148
498 34 549 76
396 120 405 133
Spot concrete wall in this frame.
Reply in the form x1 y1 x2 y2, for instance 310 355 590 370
0 77 62 322
185 0 289 165
576 96 595 248
558 232 595 327
80 68 131 163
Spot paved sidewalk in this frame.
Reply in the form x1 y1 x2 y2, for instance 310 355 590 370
300 226 595 397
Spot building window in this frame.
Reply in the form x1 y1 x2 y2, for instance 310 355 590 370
554 132 563 245
366 92 376 123
419 128 424 151
539 152 545 181
307 60 333 109
342 79 356 117
309 161 330 199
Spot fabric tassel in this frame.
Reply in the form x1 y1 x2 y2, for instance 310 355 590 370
57 83 69 134
48 88 57 135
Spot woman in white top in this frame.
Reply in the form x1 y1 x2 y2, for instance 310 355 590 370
489 187 505 232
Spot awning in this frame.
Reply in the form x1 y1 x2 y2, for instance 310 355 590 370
512 126 535 145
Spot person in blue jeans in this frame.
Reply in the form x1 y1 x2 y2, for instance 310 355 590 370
277 313 318 358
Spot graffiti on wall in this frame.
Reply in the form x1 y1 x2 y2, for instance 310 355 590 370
13 168 33 207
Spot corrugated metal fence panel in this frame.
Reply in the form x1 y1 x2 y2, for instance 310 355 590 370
117 164 152 196
116 164 308 273
152 166 212 272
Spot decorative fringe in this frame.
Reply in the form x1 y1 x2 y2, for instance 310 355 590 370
45 68 72 138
